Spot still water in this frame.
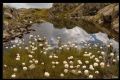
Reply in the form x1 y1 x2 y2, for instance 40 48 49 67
4 22 119 53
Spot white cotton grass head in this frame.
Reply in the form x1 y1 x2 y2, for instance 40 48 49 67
64 64 69 68
29 64 35 69
107 44 111 47
25 47 29 50
117 55 119 61
19 47 22 49
93 63 98 67
110 52 114 57
90 55 95 59
34 60 38 64
97 51 100 53
49 55 53 59
100 62 105 68
39 43 43 47
70 65 74 69
52 65 56 68
101 51 105 55
89 65 94 70
89 47 92 49
94 44 98 47
28 54 33 58
95 59 100 63
99 56 103 59
95 71 99 74
4 64 7 68
10 46 13 48
84 51 87 54
66 47 70 50
89 74 93 79
43 52 47 55
84 70 89 75
31 51 35 54
41 62 44 65
75 45 78 48
63 61 67 64
77 60 82 64
100 46 103 49
85 61 89 64
51 61 55 65
5 46 8 49
70 56 74 59
11 73 16 78
59 47 62 50
13 68 18 72
32 59 35 61
112 59 116 63
69 61 73 64
23 67 27 71
16 57 20 61
32 42 35 45
55 61 59 65
82 65 86 69
13 45 16 48
95 58 98 60
22 63 25 66
64 69 68 73
71 69 76 74
44 72 50 77
29 60 33 63
76 65 80 68
78 70 82 74
89 52 92 56
109 42 113 45
72 43 75 46
29 35 33 38
107 64 110 67
60 73 64 77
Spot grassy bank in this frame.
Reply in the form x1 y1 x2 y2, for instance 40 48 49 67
3 35 119 79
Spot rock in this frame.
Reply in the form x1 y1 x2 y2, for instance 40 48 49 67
4 12 13 19
20 28 26 32
3 30 10 39
3 5 46 43
98 19 104 24
3 21 9 26
97 4 118 17
112 17 119 33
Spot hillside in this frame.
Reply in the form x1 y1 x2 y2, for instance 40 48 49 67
49 3 119 34
3 5 49 42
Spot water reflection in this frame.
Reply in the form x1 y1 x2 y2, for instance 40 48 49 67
49 18 100 33
5 22 119 53
49 18 119 41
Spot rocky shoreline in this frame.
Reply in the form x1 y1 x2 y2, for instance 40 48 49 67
49 3 119 34
3 5 47 42
3 3 119 42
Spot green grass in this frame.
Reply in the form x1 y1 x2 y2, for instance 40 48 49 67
3 38 119 79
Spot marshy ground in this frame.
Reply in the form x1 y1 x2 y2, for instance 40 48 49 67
3 35 119 79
